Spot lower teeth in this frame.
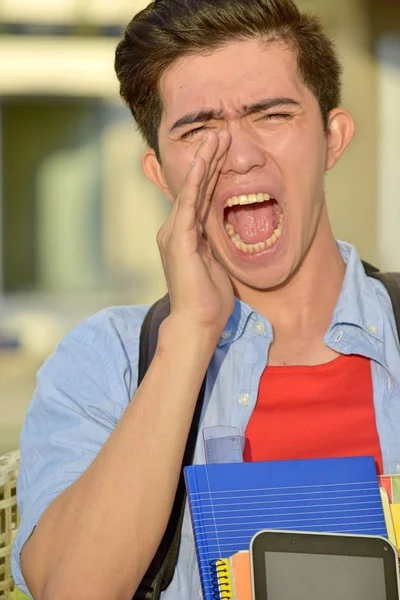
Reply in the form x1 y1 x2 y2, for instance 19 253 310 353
225 216 283 254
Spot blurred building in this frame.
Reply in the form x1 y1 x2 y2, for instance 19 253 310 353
0 0 168 453
0 0 400 453
0 0 168 313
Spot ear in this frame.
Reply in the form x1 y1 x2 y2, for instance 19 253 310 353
325 108 355 172
142 148 173 202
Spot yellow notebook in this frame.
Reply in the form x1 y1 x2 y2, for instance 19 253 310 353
14 590 30 600
379 474 400 551
212 551 251 600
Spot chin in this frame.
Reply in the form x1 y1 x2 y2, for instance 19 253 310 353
234 268 292 293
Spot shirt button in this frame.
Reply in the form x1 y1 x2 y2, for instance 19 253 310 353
221 330 232 340
335 331 343 342
369 324 378 334
239 394 250 406
254 321 265 334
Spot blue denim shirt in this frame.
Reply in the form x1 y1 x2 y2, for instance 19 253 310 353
12 242 400 599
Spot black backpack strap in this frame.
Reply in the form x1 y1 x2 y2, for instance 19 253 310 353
134 295 207 600
361 261 380 277
362 261 400 341
137 294 171 387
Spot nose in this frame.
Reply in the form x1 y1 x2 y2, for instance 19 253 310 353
220 124 266 175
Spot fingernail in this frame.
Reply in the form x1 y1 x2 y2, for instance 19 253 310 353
202 131 208 141
217 129 225 139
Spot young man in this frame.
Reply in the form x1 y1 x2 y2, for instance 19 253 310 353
12 1 400 599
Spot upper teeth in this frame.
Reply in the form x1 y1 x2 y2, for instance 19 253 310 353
225 193 272 208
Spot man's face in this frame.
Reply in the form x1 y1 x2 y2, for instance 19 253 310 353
151 39 349 293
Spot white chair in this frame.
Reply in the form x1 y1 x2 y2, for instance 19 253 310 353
0 450 20 599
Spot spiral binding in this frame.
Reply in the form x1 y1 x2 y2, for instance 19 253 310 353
210 559 232 599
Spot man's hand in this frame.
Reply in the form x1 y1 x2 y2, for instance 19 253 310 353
20 131 235 600
157 130 233 336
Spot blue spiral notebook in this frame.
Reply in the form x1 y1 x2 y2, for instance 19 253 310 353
184 456 387 600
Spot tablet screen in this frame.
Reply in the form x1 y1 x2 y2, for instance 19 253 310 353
264 551 386 600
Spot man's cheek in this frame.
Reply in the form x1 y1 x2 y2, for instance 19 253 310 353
162 170 185 199
168 155 195 193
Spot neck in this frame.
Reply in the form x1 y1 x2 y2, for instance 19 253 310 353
235 208 345 337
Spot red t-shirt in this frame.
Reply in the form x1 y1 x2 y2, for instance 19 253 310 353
243 354 383 475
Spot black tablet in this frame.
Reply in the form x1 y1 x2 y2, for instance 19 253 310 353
250 530 400 600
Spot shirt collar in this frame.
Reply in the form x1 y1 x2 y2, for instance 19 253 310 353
217 297 261 346
327 241 384 342
218 240 384 346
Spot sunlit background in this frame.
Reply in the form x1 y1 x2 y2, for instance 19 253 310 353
1 0 400 456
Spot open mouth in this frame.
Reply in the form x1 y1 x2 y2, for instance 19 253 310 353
223 193 283 254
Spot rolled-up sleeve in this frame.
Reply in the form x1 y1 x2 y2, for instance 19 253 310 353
11 305 147 597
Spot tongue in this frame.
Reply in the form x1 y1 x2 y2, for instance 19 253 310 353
226 202 281 244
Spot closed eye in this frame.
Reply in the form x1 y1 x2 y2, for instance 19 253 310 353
260 113 293 121
180 126 206 140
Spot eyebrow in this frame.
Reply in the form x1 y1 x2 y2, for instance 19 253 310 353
243 97 300 115
169 97 300 133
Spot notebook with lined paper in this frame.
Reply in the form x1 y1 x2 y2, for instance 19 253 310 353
184 456 386 600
